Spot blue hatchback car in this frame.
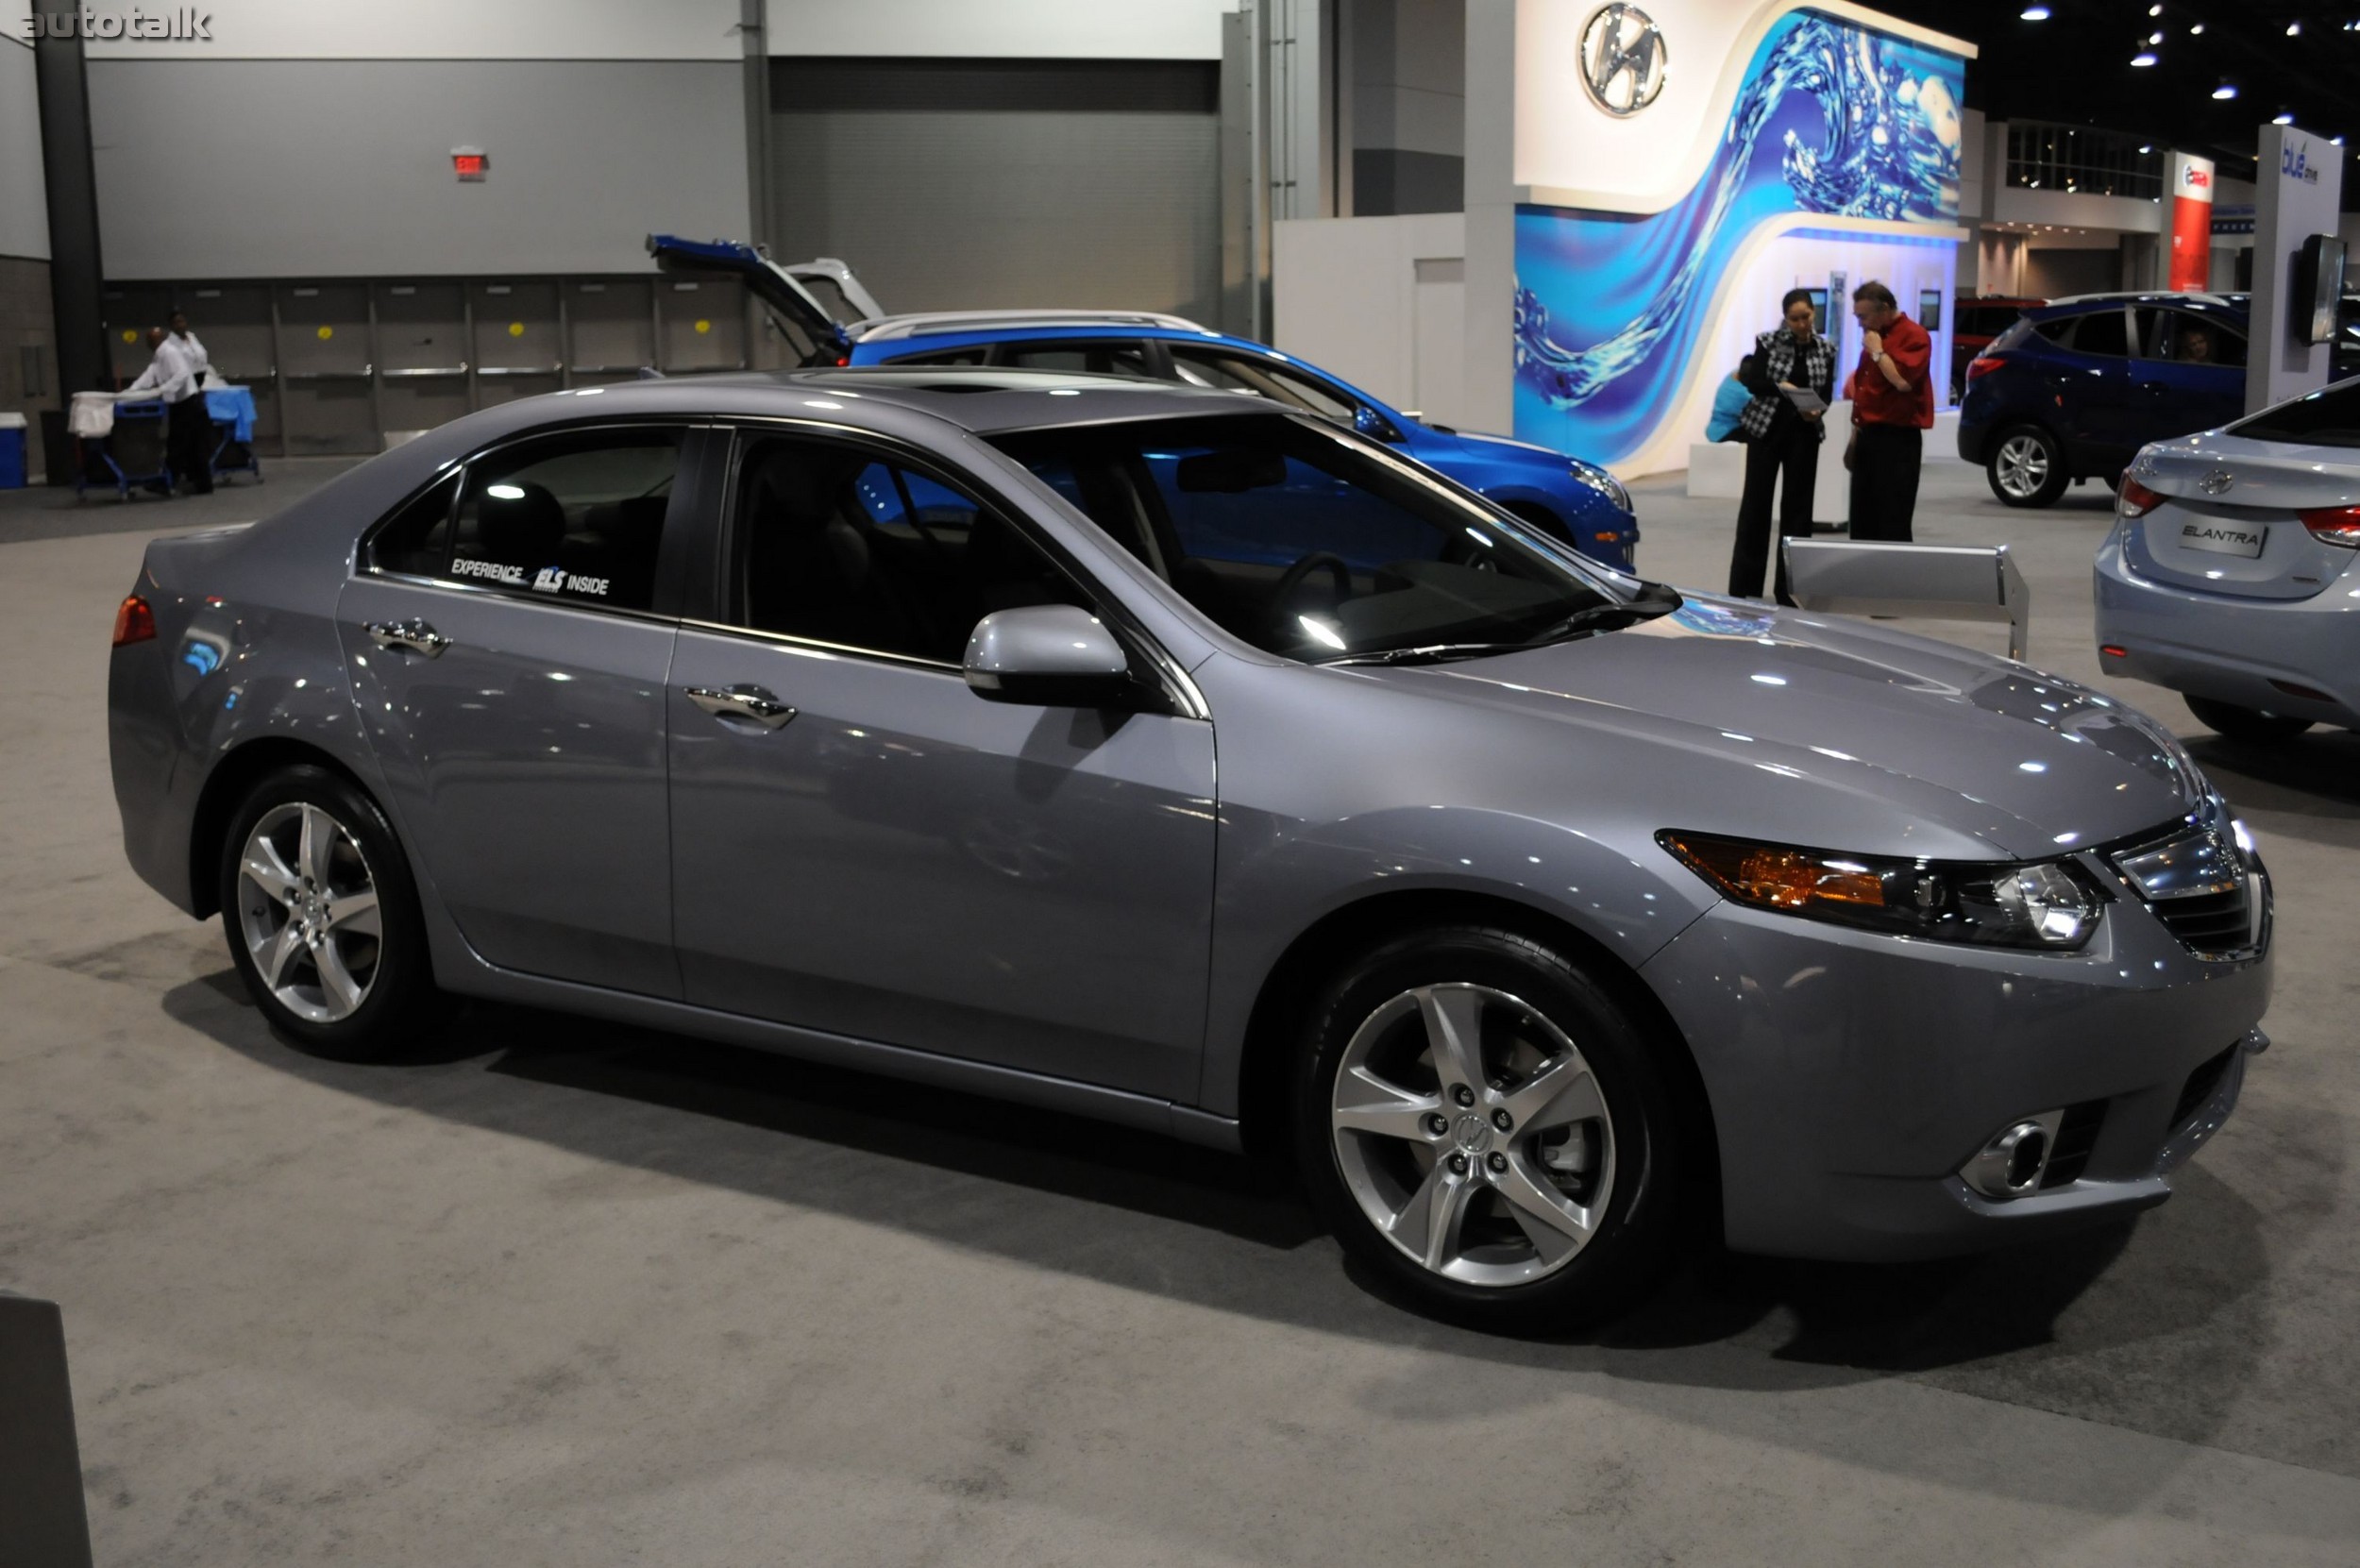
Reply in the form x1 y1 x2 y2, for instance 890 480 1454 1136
1958 294 2250 509
648 235 1639 568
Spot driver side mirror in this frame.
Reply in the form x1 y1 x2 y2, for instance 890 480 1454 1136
963 605 1134 707
1354 404 1406 443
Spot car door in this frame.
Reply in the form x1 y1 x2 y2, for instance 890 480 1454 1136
664 426 1217 1099
340 422 708 998
2132 308 2249 442
2054 305 2143 473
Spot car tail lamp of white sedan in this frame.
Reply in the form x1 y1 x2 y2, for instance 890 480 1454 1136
2297 503 2360 548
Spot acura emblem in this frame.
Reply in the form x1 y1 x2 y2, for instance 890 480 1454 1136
1580 4 1668 116
2198 468 2237 496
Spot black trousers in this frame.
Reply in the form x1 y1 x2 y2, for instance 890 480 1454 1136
165 393 214 495
1848 423 1921 542
1728 423 1816 603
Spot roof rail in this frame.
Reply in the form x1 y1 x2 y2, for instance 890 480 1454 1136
850 309 1216 343
2044 290 2245 309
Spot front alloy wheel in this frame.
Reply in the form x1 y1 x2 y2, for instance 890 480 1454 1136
1330 984 1614 1287
1294 926 1683 1329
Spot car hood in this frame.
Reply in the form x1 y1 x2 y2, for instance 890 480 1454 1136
1357 598 2201 859
1444 428 1595 472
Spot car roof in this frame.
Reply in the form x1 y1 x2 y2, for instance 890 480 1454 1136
850 309 1216 343
398 366 1269 452
2031 292 2248 319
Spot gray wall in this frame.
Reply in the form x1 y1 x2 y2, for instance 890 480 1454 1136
768 59 1221 320
87 60 751 279
1 38 50 262
1348 0 1464 216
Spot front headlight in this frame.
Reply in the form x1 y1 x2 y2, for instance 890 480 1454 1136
1659 831 2106 950
1570 462 1631 514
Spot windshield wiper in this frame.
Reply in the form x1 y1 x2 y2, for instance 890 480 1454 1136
1523 582 1683 646
1316 642 1522 667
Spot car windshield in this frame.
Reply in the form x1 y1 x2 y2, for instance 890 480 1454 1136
988 413 1669 663
2233 378 2360 447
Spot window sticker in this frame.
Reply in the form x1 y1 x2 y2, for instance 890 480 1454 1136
452 558 526 585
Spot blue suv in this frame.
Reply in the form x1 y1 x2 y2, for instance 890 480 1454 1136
1958 293 2250 508
647 235 1638 567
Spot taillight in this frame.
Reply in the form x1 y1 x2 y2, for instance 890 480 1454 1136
2298 503 2360 548
112 595 156 647
2118 477 2166 518
1964 354 2008 382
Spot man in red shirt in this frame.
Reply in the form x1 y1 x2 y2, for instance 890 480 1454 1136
1846 280 1933 541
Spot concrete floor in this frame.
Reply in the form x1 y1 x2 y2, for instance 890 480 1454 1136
3 451 2357 1565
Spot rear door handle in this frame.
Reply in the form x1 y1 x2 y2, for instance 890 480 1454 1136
365 617 449 657
685 683 798 730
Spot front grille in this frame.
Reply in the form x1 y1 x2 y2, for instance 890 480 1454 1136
2170 1045 2237 1131
2150 884 2254 956
2039 1100 2107 1189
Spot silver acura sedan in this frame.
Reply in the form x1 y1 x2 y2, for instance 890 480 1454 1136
110 369 2269 1328
2098 377 2360 741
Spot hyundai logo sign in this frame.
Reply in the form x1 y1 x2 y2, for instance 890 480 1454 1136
1580 4 1667 117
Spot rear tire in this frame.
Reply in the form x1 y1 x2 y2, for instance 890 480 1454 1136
217 765 442 1061
1291 925 1685 1332
2185 695 2315 744
1986 425 2068 508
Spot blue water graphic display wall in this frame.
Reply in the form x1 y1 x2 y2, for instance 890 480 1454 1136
1513 9 1965 464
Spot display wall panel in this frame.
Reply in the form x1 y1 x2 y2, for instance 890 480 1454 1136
768 59 1221 321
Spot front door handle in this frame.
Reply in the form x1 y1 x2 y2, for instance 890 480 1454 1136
685 683 798 730
365 617 449 658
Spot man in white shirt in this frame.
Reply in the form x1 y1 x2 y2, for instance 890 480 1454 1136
118 311 214 495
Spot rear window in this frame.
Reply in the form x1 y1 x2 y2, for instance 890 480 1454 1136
2232 379 2360 447
2068 309 2131 358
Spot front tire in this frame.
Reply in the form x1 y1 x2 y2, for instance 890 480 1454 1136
1292 926 1685 1331
217 765 441 1061
2185 695 2315 744
1986 425 2068 508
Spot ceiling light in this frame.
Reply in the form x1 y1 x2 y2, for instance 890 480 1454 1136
2337 136 2350 147
2214 83 2239 101
2275 112 2297 126
2287 21 2302 35
2132 51 2157 65
2138 143 2153 153
2149 30 2164 42
2190 22 2204 32
2020 4 2049 17
2149 2 2163 12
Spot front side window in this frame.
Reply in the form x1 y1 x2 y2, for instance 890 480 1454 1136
2139 309 2248 368
732 435 1087 664
371 427 682 611
990 413 1651 662
1169 347 1357 422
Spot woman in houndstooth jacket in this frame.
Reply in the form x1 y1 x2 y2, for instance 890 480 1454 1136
1728 289 1835 605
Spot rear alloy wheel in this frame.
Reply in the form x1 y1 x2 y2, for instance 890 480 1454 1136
2186 695 2315 744
1294 927 1683 1330
1987 425 2068 508
219 765 440 1060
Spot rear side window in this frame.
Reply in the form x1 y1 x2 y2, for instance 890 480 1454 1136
371 427 682 610
2138 309 2248 368
2233 380 2360 447
2066 309 2131 358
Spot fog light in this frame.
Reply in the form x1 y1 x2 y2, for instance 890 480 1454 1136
1961 1110 2065 1200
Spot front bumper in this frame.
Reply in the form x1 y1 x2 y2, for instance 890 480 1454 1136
1639 881 2271 1261
2094 536 2360 729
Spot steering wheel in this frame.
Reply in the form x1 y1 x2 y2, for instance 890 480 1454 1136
1266 550 1354 641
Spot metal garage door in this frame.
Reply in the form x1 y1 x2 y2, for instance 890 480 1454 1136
184 285 281 453
472 280 563 409
376 282 469 441
568 278 654 386
277 283 377 454
768 59 1221 321
655 277 747 373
